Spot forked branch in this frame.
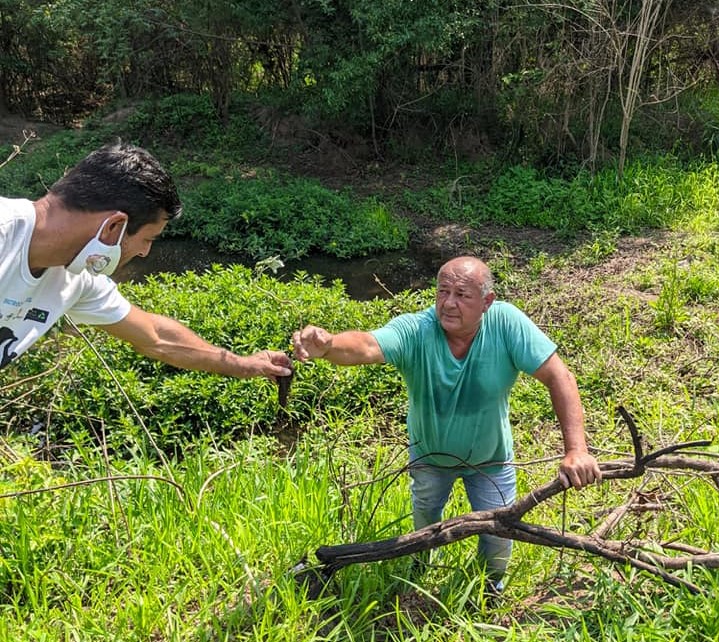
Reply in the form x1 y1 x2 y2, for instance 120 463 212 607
303 407 718 596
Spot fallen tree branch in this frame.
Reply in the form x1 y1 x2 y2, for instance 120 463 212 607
299 407 718 597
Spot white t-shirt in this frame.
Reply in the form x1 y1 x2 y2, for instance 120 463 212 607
0 197 131 369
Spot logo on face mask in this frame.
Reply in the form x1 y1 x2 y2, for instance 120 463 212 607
66 217 128 276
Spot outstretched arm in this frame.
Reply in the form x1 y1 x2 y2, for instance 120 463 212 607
532 352 602 489
102 305 292 379
292 325 385 365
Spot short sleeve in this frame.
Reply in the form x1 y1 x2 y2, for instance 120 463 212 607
371 310 428 370
65 275 132 326
497 303 557 374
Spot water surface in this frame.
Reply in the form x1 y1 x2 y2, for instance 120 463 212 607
114 238 437 300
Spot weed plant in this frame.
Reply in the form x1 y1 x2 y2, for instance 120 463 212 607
2 234 719 639
2 96 719 639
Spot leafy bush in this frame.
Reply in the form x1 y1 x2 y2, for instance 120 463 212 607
172 171 409 260
481 165 599 229
397 163 601 230
1 266 426 453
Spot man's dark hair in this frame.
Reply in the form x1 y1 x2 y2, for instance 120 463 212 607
49 141 182 235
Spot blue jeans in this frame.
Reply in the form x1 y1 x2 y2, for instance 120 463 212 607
409 459 516 583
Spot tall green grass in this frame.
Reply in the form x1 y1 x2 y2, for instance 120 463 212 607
0 415 717 640
1 229 718 639
2 98 719 640
399 155 719 234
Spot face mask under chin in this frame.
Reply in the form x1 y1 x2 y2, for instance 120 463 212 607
66 217 128 277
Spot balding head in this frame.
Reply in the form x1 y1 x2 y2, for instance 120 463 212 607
437 256 494 296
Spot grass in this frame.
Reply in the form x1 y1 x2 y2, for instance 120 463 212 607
2 224 719 639
1 104 719 639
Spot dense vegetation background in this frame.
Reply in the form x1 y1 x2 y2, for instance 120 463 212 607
4 1 719 172
1 1 719 641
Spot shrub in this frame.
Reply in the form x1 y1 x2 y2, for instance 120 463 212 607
172 171 409 260
1 266 427 454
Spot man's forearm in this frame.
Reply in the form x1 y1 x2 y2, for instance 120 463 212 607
293 325 384 365
535 355 601 488
321 331 384 365
135 318 261 377
547 371 590 454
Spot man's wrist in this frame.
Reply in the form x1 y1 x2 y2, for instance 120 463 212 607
563 443 590 457
316 335 333 360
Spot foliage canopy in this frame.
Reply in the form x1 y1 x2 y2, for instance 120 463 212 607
3 1 719 168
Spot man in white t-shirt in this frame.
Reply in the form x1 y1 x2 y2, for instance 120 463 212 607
0 141 292 379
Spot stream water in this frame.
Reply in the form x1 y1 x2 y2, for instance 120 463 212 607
113 238 439 300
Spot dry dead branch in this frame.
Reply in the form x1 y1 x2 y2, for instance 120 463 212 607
296 407 719 597
0 130 37 170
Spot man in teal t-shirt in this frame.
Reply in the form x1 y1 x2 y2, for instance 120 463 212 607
293 256 601 591
373 300 556 471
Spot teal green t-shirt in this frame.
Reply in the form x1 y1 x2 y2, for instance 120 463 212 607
371 301 557 470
